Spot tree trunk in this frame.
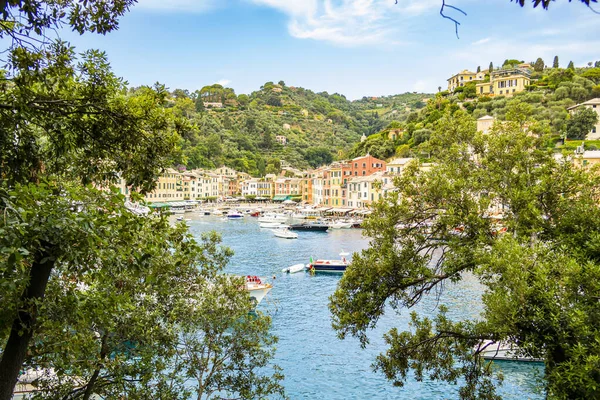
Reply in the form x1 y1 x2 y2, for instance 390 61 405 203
0 248 54 400
82 334 109 400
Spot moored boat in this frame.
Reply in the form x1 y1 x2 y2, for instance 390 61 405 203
246 275 273 306
258 212 288 223
307 251 350 273
289 222 329 232
282 263 306 273
273 228 298 239
478 340 542 362
260 222 289 229
328 221 353 229
227 210 244 219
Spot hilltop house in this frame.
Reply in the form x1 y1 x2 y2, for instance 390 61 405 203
476 67 531 98
477 115 495 134
567 98 600 140
447 69 486 92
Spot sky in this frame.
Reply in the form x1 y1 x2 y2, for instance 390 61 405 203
59 0 600 99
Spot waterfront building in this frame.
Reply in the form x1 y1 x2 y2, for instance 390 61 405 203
386 157 416 175
447 69 486 93
344 154 386 177
144 168 181 202
311 168 325 206
476 67 531 97
567 98 600 140
346 172 393 209
241 179 259 197
273 177 301 201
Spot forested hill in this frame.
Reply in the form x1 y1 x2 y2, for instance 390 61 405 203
133 81 431 176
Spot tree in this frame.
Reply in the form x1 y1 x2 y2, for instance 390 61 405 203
568 60 575 70
0 2 283 399
488 61 493 72
534 57 545 72
305 147 334 168
566 107 599 140
477 66 481 73
330 109 600 399
553 55 559 68
595 61 600 68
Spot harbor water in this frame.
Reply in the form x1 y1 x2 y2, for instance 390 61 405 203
185 214 544 400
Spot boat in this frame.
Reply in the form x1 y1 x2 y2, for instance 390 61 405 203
281 263 306 273
246 275 273 306
328 221 353 229
258 212 288 223
291 209 321 220
176 216 184 221
249 210 261 217
260 222 289 229
289 222 329 232
478 340 542 362
227 210 244 219
307 251 350 273
273 228 298 239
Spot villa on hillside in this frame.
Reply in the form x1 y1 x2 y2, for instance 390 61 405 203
476 67 531 98
447 69 486 92
567 98 600 140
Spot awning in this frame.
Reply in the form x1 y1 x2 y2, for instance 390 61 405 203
148 202 170 208
315 207 332 212
272 195 290 201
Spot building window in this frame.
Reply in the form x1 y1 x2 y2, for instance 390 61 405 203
499 90 503 94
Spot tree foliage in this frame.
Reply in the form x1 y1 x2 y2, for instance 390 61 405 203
566 107 599 139
0 2 284 399
330 109 600 399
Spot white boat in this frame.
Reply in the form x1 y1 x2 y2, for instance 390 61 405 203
176 216 184 221
245 276 273 306
329 221 353 229
291 209 321 220
273 228 298 239
212 209 225 215
478 340 542 362
282 263 306 273
258 212 288 223
227 210 244 219
260 222 289 229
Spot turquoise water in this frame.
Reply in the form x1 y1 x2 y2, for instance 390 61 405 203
185 215 544 400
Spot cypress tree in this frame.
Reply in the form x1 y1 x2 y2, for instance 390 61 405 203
568 60 575 70
553 56 559 68
489 62 493 72
477 66 481 73
534 57 545 72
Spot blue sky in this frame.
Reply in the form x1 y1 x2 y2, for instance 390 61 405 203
60 0 600 99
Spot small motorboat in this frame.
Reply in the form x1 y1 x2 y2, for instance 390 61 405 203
478 340 542 362
289 222 329 232
246 276 273 306
329 221 353 229
250 210 261 217
260 222 289 229
282 263 306 274
258 213 288 223
273 228 298 239
227 210 244 219
176 216 184 221
307 251 350 273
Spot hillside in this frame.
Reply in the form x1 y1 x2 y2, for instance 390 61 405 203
349 60 600 160
140 82 431 176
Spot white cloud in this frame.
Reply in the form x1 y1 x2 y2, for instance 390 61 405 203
216 79 232 86
135 0 218 12
472 37 491 45
249 0 442 46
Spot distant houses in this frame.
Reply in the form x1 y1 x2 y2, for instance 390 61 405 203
447 69 486 93
447 65 531 98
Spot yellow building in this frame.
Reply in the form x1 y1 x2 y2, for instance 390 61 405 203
144 168 181 203
447 69 486 92
567 98 600 140
476 68 531 98
575 150 600 169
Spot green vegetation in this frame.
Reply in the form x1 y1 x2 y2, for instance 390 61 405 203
156 86 430 175
0 2 283 399
330 109 600 399
345 59 600 161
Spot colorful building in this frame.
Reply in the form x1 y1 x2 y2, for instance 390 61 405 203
447 69 486 92
476 68 531 98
